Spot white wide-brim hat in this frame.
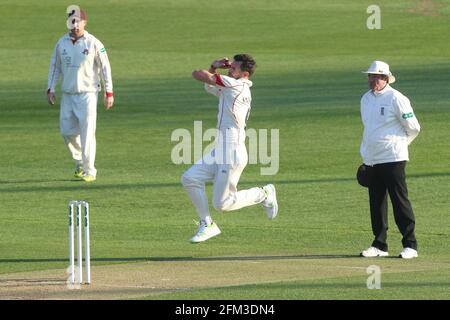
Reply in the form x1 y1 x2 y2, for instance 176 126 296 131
362 60 396 84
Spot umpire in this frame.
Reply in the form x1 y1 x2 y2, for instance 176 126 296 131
359 61 421 259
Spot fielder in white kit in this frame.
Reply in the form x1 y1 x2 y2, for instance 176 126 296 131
47 8 114 182
181 54 278 243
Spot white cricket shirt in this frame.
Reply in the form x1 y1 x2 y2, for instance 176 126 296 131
204 74 253 131
360 84 421 166
47 31 113 94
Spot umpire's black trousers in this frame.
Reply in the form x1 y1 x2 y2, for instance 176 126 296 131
368 161 417 251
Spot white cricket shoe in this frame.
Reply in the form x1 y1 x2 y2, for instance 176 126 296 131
190 221 221 243
360 246 389 257
399 247 418 259
262 184 278 220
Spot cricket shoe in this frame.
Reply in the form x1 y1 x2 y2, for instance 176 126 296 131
399 247 418 259
360 246 389 257
191 221 221 243
74 165 84 178
82 175 96 182
262 184 278 220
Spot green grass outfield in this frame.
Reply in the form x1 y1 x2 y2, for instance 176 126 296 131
0 0 449 299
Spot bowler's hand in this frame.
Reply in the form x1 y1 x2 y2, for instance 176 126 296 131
211 57 231 69
47 91 56 105
104 94 114 110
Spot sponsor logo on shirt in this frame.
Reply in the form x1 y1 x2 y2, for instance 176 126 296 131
402 112 414 119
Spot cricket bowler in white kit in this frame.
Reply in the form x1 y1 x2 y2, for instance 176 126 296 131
47 8 114 182
181 54 278 243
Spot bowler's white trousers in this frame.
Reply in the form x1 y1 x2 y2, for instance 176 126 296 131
181 128 266 220
60 92 98 177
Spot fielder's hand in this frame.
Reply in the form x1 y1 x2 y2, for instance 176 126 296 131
104 94 114 110
47 91 56 105
211 57 231 69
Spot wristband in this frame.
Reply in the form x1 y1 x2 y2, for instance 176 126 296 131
106 92 114 98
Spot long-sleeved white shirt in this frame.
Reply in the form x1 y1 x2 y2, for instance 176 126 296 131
47 31 113 94
360 84 420 166
204 74 252 131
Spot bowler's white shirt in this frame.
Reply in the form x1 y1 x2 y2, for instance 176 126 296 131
360 84 420 166
204 74 252 131
48 31 113 94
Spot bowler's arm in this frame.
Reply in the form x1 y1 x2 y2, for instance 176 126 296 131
193 58 231 86
192 69 217 86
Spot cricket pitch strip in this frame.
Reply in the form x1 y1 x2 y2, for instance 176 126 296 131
0 255 447 299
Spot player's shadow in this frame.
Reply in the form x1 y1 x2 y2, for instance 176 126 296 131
142 254 361 262
0 181 181 193
2 171 450 194
0 179 75 184
0 254 360 264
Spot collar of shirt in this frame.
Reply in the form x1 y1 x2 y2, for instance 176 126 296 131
241 78 253 87
371 84 391 96
64 30 89 41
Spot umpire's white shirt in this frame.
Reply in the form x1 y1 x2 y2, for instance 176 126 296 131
47 31 113 94
360 84 420 166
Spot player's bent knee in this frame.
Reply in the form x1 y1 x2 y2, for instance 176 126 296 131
62 133 78 140
180 172 191 186
213 200 231 212
181 172 200 188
